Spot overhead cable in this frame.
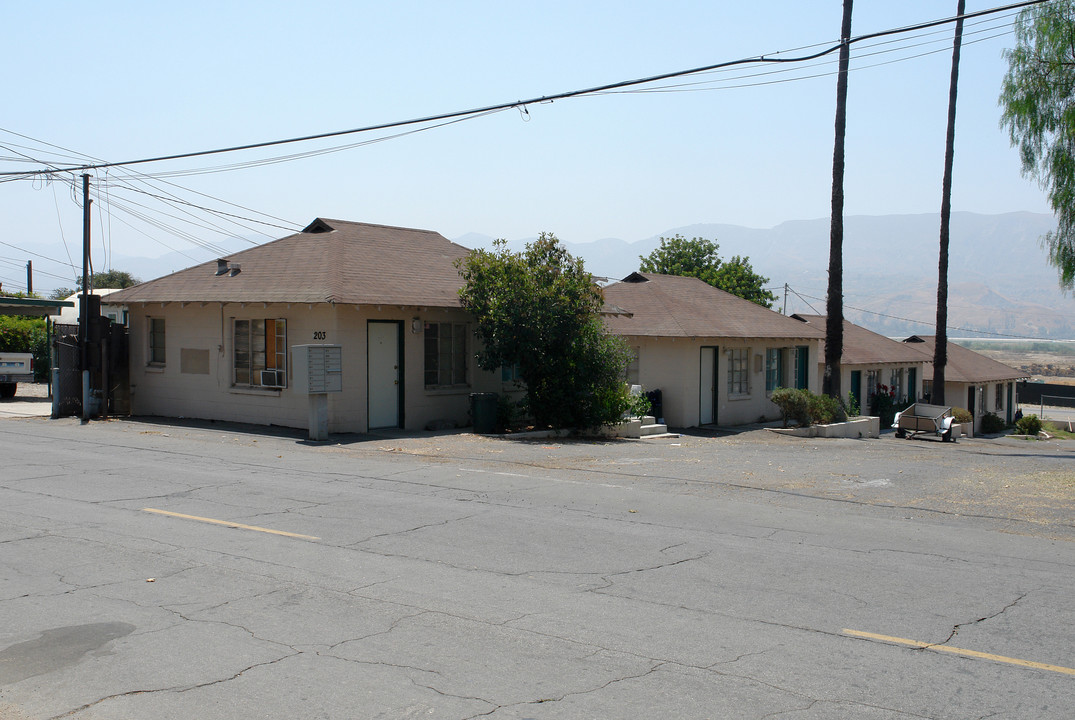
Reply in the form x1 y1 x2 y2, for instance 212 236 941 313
0 0 1048 178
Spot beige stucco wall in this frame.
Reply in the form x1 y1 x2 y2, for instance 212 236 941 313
945 380 1017 432
629 336 820 428
126 302 501 434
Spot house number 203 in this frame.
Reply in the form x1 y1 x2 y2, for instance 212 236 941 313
313 331 327 340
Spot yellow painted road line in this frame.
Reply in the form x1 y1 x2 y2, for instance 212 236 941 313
842 629 1075 676
142 508 319 540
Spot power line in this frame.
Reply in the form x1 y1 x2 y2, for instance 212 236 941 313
613 12 1019 94
0 1 1048 179
788 288 1061 341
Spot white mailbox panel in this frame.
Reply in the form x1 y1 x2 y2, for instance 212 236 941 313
292 344 343 394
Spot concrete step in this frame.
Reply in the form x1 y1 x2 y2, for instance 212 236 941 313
639 422 671 437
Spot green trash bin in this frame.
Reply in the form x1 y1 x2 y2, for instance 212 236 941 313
470 392 498 433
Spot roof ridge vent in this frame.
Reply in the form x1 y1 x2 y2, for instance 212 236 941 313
214 259 241 277
303 218 336 234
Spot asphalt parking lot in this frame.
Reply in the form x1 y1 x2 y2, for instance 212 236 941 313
1 409 1073 719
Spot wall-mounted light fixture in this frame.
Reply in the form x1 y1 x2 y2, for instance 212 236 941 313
411 318 422 334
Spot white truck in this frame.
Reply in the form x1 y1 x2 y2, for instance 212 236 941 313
0 352 34 398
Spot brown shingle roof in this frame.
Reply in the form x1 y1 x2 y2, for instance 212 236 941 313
793 314 927 365
108 218 471 307
903 335 1029 383
602 273 824 339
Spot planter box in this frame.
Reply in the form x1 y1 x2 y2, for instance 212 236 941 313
768 416 879 439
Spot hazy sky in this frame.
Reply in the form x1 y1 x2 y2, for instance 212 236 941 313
0 1 1055 294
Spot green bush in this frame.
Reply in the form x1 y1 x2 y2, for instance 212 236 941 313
808 392 846 425
771 387 847 426
626 390 652 419
495 394 522 433
1015 414 1043 436
980 412 1006 434
770 387 810 427
869 385 898 427
0 315 49 382
951 407 973 424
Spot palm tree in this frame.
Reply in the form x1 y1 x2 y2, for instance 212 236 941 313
932 0 966 406
823 0 854 399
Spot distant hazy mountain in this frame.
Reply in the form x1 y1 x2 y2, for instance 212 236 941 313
40 212 1071 339
457 212 1074 339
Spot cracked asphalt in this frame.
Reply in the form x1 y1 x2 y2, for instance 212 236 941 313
0 416 1073 719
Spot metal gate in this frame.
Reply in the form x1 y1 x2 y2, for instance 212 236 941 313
52 324 81 417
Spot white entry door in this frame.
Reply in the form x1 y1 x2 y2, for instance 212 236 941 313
368 321 400 429
700 347 717 425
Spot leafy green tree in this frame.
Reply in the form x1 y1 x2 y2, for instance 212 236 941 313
638 235 777 308
0 316 49 381
1000 1 1075 289
457 233 636 430
76 270 140 291
49 287 76 300
712 255 778 307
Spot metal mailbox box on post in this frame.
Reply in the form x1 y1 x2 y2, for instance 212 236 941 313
291 344 342 440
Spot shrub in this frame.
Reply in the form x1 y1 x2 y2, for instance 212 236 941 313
495 394 523 433
980 412 1006 434
951 407 973 424
1015 414 1043 436
846 391 860 417
869 384 898 426
770 387 810 427
770 388 847 426
626 389 652 419
808 392 846 425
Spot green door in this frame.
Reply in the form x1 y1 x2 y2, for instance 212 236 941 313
795 346 809 389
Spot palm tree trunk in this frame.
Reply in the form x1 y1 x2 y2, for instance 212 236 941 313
824 0 854 399
933 0 966 406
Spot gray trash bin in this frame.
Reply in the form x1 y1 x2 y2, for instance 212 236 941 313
470 392 498 433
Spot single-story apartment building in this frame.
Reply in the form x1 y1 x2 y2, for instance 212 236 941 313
107 218 511 434
602 273 824 428
902 335 1028 431
792 314 930 411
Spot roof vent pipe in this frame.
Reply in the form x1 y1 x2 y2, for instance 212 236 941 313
215 259 229 276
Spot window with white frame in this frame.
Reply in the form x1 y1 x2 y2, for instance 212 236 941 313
234 318 286 388
889 368 903 401
728 347 750 397
765 347 785 393
501 362 521 384
867 369 879 397
922 378 933 401
148 317 166 366
995 383 1004 411
424 322 468 387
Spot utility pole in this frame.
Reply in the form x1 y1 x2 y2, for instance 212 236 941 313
783 283 789 315
26 261 32 295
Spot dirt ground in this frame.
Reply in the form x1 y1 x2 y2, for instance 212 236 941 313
967 346 1075 384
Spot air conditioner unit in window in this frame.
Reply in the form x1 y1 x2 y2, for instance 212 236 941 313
260 369 284 387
